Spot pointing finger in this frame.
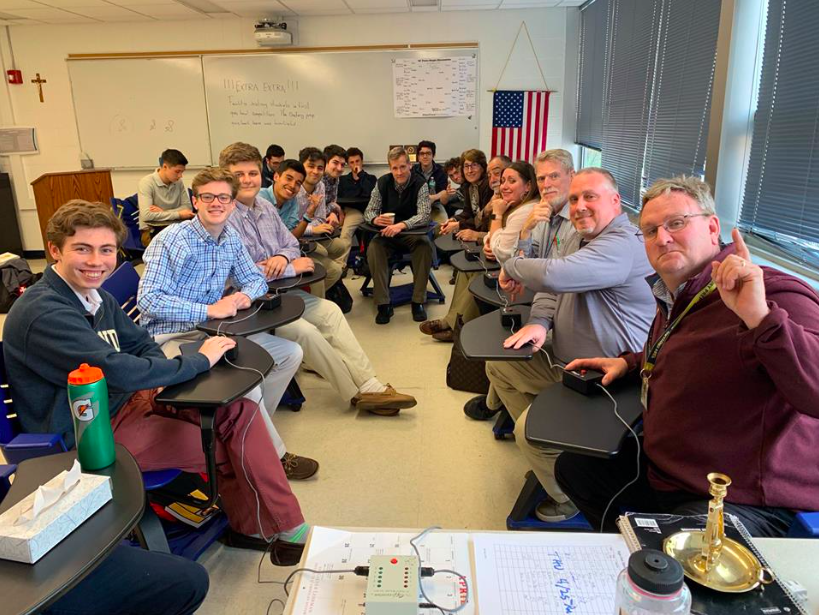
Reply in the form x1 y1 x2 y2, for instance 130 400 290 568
732 228 751 261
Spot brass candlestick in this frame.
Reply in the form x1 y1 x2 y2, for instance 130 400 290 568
663 473 774 593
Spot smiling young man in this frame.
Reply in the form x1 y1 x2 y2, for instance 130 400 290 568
364 146 433 325
220 142 416 416
4 199 309 571
557 176 819 536
483 168 655 523
138 167 320 486
137 148 195 246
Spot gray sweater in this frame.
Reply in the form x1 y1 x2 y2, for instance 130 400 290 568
503 213 655 363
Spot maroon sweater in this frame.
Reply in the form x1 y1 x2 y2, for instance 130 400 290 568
623 245 819 510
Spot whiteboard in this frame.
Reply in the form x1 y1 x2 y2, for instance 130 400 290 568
202 48 479 163
68 58 212 168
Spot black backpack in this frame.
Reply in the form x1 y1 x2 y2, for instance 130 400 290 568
0 258 41 313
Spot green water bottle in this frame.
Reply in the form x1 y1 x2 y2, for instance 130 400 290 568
68 363 115 470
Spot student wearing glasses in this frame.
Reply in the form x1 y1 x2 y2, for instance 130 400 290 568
412 140 450 224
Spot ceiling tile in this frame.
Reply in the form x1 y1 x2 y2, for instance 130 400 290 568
7 16 42 21
277 0 351 15
353 5 408 12
125 3 204 16
409 4 437 10
34 0 111 7
105 0 178 6
3 6 99 19
440 3 496 9
500 0 559 6
344 0 405 6
70 4 154 18
0 0 45 9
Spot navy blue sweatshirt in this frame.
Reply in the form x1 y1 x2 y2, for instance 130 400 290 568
3 266 210 447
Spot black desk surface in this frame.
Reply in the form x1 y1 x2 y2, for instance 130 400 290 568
434 233 480 253
360 222 435 236
195 293 305 336
311 227 341 241
458 307 534 361
525 379 643 458
450 250 501 273
299 240 317 255
268 262 327 293
155 336 274 408
0 446 144 615
468 272 535 308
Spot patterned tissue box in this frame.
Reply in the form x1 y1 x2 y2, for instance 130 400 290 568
0 466 112 564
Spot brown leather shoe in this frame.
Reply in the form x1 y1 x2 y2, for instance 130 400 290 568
281 453 319 480
432 329 454 342
419 319 451 336
351 384 417 413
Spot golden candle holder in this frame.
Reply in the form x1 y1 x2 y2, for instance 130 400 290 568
663 473 774 593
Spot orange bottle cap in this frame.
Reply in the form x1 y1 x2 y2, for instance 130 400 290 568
68 363 104 385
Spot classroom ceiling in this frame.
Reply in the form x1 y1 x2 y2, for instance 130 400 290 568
0 0 584 25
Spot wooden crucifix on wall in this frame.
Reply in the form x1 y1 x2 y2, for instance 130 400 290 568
31 73 47 103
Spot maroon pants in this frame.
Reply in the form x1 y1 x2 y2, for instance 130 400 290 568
111 389 304 536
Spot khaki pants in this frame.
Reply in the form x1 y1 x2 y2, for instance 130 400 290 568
309 238 345 297
486 353 569 503
366 234 434 306
443 271 481 330
340 208 365 262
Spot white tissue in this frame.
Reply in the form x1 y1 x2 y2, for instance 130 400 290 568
14 460 82 526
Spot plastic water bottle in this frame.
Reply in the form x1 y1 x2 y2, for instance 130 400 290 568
614 550 691 614
67 363 115 470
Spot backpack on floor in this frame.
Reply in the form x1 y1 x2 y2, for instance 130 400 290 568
446 314 490 394
0 257 41 314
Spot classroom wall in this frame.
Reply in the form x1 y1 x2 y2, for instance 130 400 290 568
0 7 578 251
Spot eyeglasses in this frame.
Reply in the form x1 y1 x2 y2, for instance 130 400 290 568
463 162 481 170
640 213 711 241
197 193 233 204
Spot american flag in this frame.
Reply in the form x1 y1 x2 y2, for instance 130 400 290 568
491 90 550 163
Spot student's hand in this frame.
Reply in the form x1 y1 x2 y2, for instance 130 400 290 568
231 292 252 310
381 223 405 238
198 335 237 368
499 269 524 300
440 219 459 235
565 357 628 386
207 296 238 319
312 223 334 235
148 205 162 213
503 323 547 350
483 240 496 261
523 199 552 233
259 255 288 279
292 257 315 274
491 195 509 216
307 194 322 217
446 182 457 196
327 212 340 228
373 214 393 227
711 228 770 329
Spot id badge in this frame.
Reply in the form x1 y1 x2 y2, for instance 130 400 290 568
640 376 649 409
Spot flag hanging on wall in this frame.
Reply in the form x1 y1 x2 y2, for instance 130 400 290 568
491 90 550 163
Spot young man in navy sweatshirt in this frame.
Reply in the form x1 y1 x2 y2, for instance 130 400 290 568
3 200 308 568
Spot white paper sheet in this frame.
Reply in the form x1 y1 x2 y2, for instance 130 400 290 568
289 527 473 615
393 56 477 118
472 532 630 615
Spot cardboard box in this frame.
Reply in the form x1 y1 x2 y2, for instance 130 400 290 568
0 468 112 564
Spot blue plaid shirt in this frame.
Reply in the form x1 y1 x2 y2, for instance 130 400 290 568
138 216 268 336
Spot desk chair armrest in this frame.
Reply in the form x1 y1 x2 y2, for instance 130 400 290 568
788 512 819 538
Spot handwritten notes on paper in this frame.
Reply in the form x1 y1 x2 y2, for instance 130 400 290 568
219 78 317 129
393 56 477 118
472 532 630 614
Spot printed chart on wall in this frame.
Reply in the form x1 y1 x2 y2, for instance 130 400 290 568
288 527 472 615
472 532 630 614
393 56 477 118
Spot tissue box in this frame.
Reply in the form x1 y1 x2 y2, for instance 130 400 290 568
0 470 112 563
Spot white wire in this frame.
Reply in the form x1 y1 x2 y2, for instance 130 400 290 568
410 527 470 614
596 383 641 533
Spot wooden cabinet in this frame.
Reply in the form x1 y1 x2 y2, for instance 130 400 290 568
30 169 114 252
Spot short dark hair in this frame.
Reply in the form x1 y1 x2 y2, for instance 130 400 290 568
265 144 285 159
160 149 188 167
323 144 347 162
47 200 127 250
491 155 512 167
346 147 364 159
298 146 326 165
276 159 306 180
191 167 239 198
417 140 436 157
444 157 461 172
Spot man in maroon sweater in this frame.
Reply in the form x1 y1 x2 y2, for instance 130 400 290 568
558 176 819 536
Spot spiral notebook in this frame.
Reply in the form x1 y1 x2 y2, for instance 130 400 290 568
616 512 807 615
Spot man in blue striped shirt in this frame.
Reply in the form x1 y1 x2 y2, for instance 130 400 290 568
138 167 319 483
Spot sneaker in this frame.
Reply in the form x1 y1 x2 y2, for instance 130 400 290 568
270 539 306 567
419 319 451 336
432 329 454 342
534 498 579 523
411 302 427 322
463 395 503 421
281 453 319 480
375 304 394 325
351 384 417 414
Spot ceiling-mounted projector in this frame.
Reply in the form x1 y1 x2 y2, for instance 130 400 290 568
255 20 292 46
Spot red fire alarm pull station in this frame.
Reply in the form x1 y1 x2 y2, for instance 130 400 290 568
7 70 22 85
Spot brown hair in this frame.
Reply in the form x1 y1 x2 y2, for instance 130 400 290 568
502 161 539 223
191 167 239 198
218 142 263 170
46 200 127 249
460 149 488 184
